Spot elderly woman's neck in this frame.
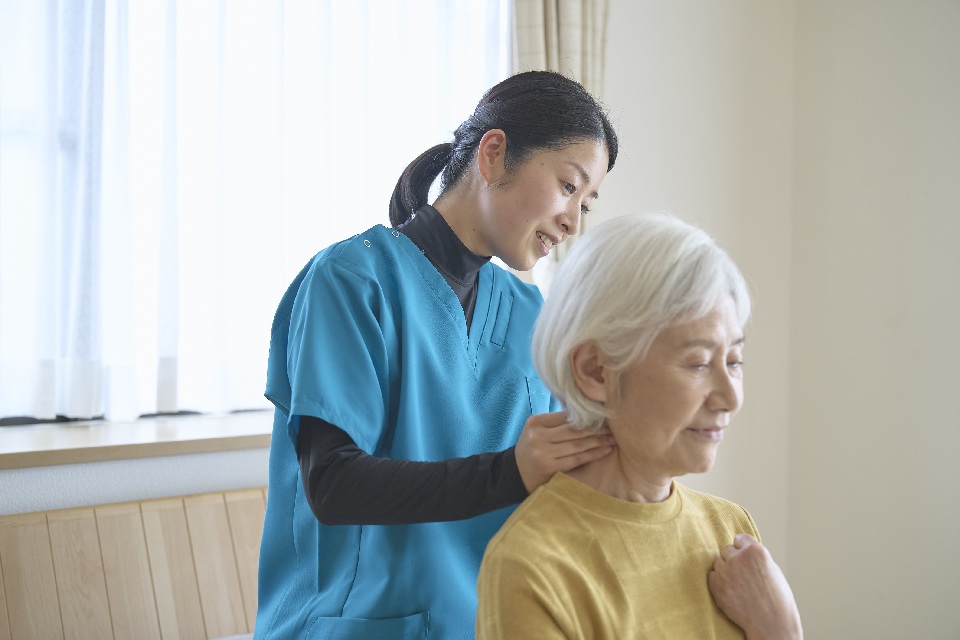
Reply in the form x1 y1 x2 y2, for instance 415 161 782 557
567 451 673 503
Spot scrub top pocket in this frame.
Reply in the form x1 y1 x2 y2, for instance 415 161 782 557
302 611 430 639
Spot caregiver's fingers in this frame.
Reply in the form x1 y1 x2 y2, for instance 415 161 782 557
515 412 616 493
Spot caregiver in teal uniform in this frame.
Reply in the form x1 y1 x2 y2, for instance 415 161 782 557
254 71 619 640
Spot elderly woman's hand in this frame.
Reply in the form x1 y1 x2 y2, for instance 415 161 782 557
514 411 616 493
708 534 803 640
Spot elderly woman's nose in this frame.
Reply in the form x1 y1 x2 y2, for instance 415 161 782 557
707 368 742 412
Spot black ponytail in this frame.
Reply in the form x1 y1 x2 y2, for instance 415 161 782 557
388 71 619 227
388 144 453 228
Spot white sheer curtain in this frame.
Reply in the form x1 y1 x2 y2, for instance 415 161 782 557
0 0 510 421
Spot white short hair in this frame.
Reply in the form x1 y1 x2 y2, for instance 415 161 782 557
532 212 752 432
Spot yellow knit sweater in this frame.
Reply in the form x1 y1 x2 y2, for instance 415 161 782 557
476 472 759 639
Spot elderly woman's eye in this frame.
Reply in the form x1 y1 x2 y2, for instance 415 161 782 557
728 360 744 370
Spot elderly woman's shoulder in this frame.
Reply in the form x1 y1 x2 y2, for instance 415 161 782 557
675 483 760 537
482 475 591 560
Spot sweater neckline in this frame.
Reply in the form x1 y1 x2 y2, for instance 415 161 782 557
546 472 684 524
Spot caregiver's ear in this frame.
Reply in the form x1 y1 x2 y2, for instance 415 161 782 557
570 341 610 403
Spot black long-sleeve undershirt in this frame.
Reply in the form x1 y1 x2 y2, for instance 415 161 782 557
297 417 529 525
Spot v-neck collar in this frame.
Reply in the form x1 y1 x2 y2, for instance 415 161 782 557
398 205 490 324
390 225 494 371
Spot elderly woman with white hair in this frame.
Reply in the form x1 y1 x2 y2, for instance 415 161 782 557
476 212 802 639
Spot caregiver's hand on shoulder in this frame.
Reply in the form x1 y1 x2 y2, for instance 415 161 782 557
708 534 803 640
514 411 616 493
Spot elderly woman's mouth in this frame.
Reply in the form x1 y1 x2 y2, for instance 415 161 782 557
688 427 725 441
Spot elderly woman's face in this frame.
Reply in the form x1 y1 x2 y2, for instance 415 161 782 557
606 296 745 482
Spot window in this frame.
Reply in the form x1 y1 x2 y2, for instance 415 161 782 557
0 0 511 422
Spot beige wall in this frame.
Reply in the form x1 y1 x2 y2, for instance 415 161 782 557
601 0 796 559
601 1 960 638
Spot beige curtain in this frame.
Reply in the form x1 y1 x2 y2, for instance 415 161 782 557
511 0 610 290
512 0 609 98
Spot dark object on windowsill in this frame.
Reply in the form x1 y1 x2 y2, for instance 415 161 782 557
0 415 105 427
0 410 205 427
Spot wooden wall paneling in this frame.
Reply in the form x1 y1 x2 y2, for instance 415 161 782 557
95 503 162 640
184 493 247 637
141 498 206 640
47 508 113 640
0 534 12 640
224 489 266 631
0 512 64 640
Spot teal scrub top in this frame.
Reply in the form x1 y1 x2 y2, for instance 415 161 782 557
255 225 556 640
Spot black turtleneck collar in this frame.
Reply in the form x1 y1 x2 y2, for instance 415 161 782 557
397 204 489 328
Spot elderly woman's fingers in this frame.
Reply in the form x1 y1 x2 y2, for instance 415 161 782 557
708 538 803 639
720 532 762 561
734 533 758 548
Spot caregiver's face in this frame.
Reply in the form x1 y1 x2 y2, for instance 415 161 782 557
606 296 744 483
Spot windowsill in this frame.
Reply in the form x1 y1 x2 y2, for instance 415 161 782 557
0 410 273 470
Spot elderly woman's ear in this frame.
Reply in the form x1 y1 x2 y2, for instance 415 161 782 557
570 341 611 404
